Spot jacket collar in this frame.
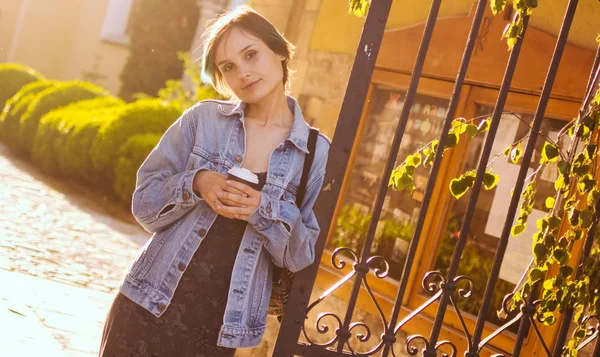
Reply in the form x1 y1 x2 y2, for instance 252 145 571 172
217 96 310 154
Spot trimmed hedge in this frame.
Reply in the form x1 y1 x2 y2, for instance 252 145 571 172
0 80 57 150
18 81 110 157
114 133 161 202
0 64 45 110
91 99 182 185
32 97 125 178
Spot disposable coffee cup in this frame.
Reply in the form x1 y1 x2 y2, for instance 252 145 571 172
227 167 260 190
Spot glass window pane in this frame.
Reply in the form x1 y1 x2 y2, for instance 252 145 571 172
328 85 450 281
432 104 567 329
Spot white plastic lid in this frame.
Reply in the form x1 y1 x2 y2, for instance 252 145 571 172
228 166 259 184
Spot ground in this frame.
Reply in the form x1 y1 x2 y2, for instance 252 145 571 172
0 142 149 357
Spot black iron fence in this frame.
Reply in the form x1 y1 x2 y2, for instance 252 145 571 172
273 0 600 356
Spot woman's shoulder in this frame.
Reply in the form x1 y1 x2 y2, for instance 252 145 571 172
185 99 241 120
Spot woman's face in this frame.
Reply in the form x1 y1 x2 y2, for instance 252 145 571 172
214 26 285 103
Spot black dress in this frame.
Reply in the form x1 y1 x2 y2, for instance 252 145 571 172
99 172 267 357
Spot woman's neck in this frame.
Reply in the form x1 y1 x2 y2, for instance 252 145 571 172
244 88 293 128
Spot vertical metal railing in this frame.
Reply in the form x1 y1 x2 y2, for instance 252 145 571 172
273 0 393 355
273 0 600 356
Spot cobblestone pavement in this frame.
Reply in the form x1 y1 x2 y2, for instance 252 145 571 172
0 143 149 356
0 144 148 293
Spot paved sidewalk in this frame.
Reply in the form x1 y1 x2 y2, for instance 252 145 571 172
0 270 115 357
0 143 149 357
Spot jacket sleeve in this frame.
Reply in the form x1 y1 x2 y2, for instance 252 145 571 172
131 108 204 233
247 136 330 272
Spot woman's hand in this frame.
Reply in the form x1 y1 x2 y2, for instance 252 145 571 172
193 171 247 215
217 180 262 220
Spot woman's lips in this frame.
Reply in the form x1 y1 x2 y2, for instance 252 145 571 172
242 79 260 90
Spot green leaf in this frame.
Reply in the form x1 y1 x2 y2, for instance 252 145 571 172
348 0 370 17
409 153 422 167
534 243 548 263
529 268 546 282
548 216 561 230
585 144 597 159
553 249 569 264
465 124 478 137
541 142 560 164
512 224 526 236
446 132 459 148
449 177 469 199
577 174 595 194
543 278 554 290
569 209 580 227
503 145 511 157
578 209 593 229
483 171 499 190
559 265 574 277
491 0 507 14
545 197 555 209
557 161 570 176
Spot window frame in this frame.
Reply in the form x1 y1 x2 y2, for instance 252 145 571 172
100 0 135 46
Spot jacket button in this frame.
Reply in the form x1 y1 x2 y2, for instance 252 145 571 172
177 263 186 271
183 192 190 201
235 155 243 163
199 228 207 237
157 303 166 312
265 203 272 214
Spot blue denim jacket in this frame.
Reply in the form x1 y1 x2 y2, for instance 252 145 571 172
120 96 330 348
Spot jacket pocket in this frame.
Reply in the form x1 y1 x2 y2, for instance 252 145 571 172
129 221 178 279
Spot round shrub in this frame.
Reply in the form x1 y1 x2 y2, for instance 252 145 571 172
0 80 57 150
114 133 161 203
19 81 110 157
59 101 125 186
0 64 45 110
32 97 125 177
91 99 182 185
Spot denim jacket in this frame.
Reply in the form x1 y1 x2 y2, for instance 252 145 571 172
120 96 330 348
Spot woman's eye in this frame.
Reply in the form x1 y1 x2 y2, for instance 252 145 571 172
223 63 234 72
246 51 257 59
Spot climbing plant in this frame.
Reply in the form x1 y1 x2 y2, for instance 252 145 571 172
348 1 599 355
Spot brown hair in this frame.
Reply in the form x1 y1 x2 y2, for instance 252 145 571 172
200 5 295 98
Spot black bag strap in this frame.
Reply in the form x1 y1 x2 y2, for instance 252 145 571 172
296 128 319 207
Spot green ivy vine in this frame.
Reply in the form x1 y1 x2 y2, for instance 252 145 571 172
389 90 600 356
348 1 600 355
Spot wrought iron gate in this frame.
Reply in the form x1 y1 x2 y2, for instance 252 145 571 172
273 0 600 356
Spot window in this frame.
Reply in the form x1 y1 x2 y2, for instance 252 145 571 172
100 0 135 45
328 85 450 281
431 104 567 330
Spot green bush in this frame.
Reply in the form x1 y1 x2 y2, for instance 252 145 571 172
91 99 182 186
19 81 109 157
0 64 45 110
32 97 125 177
0 80 57 150
59 101 125 186
114 133 161 202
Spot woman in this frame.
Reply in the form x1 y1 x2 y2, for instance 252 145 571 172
99 5 330 357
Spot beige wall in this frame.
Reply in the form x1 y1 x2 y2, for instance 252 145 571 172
0 0 129 94
63 1 129 94
0 0 22 63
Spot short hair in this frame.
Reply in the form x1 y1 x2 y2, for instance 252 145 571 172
200 5 295 98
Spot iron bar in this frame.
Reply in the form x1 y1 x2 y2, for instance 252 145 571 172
425 11 531 357
272 1 393 355
381 1 489 356
335 0 443 353
509 0 580 353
